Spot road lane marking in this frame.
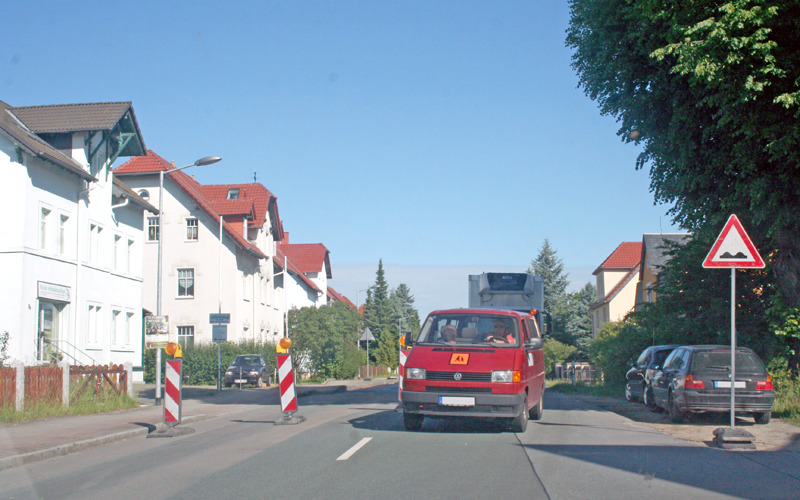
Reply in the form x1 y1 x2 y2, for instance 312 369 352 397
336 437 372 461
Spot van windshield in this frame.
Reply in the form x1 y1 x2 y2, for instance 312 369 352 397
415 313 519 347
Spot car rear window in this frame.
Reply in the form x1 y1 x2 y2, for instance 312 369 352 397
233 356 261 365
691 351 764 372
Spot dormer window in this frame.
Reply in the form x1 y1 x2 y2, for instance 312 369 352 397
138 189 150 200
227 189 239 200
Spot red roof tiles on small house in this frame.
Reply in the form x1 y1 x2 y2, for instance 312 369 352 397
275 247 322 294
327 287 355 308
593 242 643 274
279 243 332 279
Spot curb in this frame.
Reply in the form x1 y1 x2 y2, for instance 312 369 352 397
0 413 209 472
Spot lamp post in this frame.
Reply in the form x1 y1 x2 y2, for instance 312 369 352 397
153 156 221 404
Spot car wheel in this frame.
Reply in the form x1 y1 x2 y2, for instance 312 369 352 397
754 410 771 425
625 382 636 401
256 376 264 388
643 385 656 409
668 393 685 423
511 395 529 433
403 412 424 431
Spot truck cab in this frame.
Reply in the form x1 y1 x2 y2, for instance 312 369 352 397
400 273 547 432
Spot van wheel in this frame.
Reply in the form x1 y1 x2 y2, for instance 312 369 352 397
668 393 685 423
529 397 543 421
404 412 424 431
511 395 529 432
256 376 263 388
754 411 771 425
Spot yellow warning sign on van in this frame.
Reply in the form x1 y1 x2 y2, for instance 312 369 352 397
449 353 470 365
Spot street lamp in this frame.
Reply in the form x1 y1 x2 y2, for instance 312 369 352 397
154 156 221 404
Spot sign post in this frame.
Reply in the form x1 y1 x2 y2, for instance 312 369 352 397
703 214 765 433
359 328 375 380
210 313 230 391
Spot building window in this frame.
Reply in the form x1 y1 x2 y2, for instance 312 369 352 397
125 311 134 346
186 218 198 241
113 234 122 270
127 239 134 273
177 326 194 348
227 188 239 200
138 189 150 200
58 213 69 256
111 309 121 346
178 268 195 297
89 223 103 264
87 304 101 346
147 217 159 242
40 207 51 251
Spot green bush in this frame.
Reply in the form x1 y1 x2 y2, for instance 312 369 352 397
588 319 652 386
144 340 278 385
543 338 577 376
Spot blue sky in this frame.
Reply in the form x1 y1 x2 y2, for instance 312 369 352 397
2 1 679 317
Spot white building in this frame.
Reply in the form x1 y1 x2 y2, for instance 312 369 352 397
115 151 286 346
0 100 153 376
277 237 332 310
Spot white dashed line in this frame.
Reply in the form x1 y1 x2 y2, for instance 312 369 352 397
336 437 372 461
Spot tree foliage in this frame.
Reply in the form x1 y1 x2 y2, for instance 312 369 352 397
288 301 363 379
567 0 800 307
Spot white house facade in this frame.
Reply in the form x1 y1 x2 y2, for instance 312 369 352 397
115 151 286 346
0 100 152 377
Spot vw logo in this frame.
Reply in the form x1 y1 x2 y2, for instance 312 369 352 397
454 373 462 381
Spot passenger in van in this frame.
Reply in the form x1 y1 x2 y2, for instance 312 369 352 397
484 320 514 343
441 325 457 343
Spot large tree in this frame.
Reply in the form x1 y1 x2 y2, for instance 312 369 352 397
567 0 800 307
288 301 363 379
528 239 571 338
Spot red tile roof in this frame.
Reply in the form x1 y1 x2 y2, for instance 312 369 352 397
275 247 322 294
594 242 643 273
114 150 265 259
327 287 355 307
279 243 332 279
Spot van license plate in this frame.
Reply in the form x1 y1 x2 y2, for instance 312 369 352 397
439 396 475 406
714 381 745 388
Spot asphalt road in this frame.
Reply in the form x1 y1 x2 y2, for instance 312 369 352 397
0 385 798 499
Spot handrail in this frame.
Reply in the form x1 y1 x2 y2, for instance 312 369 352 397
50 340 97 366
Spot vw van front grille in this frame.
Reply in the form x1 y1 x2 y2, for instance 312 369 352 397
426 371 491 382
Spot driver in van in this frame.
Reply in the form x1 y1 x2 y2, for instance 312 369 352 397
484 320 514 343
441 325 457 343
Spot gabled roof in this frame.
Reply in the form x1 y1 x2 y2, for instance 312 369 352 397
279 243 332 279
593 242 643 275
0 99 94 181
641 233 691 276
199 183 284 240
275 247 322 294
9 101 146 157
114 150 265 259
327 286 355 307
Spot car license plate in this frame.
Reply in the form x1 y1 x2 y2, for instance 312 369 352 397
234 379 248 384
714 381 745 388
439 396 475 406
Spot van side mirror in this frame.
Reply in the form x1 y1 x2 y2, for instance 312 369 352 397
525 338 544 350
403 332 414 348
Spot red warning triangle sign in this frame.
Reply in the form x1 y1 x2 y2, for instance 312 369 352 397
703 214 765 268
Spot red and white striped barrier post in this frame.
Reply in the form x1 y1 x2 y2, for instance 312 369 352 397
164 358 182 427
398 348 410 401
278 353 297 413
275 338 305 425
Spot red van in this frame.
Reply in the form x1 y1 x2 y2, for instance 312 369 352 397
401 304 546 433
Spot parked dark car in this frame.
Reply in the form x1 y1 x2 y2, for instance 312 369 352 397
651 345 774 424
625 345 679 406
224 354 269 388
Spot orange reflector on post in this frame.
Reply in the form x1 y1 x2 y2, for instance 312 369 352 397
165 342 183 359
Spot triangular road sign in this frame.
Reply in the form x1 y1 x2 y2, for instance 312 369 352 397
703 214 765 268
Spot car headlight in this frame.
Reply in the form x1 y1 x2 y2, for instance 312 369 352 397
406 368 426 380
492 370 521 383
225 370 234 375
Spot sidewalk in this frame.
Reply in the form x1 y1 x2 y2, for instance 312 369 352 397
0 378 395 471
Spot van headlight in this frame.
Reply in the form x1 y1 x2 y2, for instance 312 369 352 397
492 370 521 383
406 368 426 380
